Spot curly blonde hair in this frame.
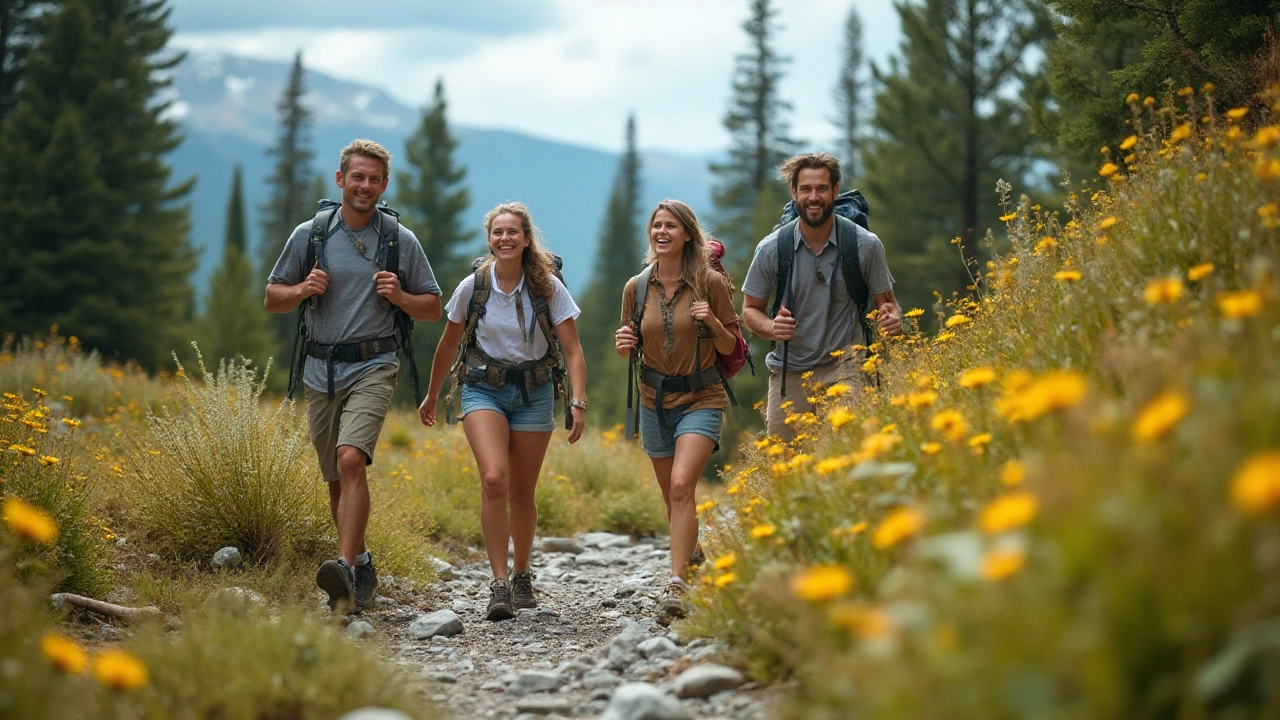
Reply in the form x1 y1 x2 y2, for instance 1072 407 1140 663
480 202 558 299
644 199 712 300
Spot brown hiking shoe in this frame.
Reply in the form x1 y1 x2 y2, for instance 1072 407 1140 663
486 578 515 621
316 558 356 615
511 570 537 610
660 579 689 619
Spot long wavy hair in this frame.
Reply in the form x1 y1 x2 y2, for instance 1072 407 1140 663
644 199 712 300
479 201 557 299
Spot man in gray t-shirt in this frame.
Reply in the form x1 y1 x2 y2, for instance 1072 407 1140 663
265 139 441 614
741 152 905 440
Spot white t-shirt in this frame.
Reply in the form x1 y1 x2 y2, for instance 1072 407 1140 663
445 265 581 363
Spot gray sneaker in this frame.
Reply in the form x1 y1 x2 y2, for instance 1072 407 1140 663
354 553 378 611
316 558 356 615
660 579 689 619
511 570 537 610
486 578 515 621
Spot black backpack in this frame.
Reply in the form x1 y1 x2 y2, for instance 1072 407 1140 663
286 199 422 404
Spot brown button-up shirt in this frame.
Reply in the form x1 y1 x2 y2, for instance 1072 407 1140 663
621 269 740 411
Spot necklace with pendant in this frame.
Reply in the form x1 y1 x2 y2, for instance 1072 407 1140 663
339 220 376 261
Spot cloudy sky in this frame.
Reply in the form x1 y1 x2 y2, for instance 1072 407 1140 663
168 0 903 154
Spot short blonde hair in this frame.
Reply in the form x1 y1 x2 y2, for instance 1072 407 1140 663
339 139 392 178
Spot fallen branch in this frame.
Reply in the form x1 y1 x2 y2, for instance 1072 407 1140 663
51 592 173 626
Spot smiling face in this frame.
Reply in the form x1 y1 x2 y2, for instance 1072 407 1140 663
336 154 389 214
792 166 838 228
487 212 529 261
649 208 690 261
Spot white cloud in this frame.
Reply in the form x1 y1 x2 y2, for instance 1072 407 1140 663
171 0 902 154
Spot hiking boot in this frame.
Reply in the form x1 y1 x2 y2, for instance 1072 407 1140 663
511 570 537 610
660 579 689 619
486 578 515 621
354 553 378 611
316 558 356 615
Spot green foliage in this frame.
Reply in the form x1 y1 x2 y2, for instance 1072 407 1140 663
198 166 274 370
687 97 1280 718
711 0 798 275
0 0 197 369
125 351 331 564
863 0 1051 309
832 5 866 184
0 0 49 125
260 51 316 362
1 391 109 595
0 331 169 418
1045 0 1280 164
580 115 644 426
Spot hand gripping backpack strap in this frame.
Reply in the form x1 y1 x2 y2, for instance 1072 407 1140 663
288 203 340 400
374 206 423 405
772 220 799 397
624 265 653 440
446 268 491 424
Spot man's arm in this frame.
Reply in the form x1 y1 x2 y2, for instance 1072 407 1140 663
374 270 441 322
265 263 329 313
742 294 795 342
874 289 903 336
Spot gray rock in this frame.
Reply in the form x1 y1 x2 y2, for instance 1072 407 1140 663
115 537 128 548
672 664 745 699
451 599 475 614
604 619 655 670
103 587 137 605
508 670 565 694
480 680 506 692
574 551 609 567
99 624 122 641
539 537 585 554
408 610 464 639
337 710 413 720
600 682 691 720
432 672 458 684
581 532 632 549
583 668 622 691
428 556 455 580
344 620 374 639
638 636 680 660
514 698 573 715
211 546 242 569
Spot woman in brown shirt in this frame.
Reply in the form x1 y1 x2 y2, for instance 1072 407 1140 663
615 199 740 618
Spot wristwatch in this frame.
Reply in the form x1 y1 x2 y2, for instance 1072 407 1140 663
570 398 587 411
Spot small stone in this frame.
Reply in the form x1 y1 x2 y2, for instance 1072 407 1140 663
432 672 458 683
114 537 128 548
479 680 506 692
600 682 690 720
408 610 464 639
211 546 242 569
574 552 609 567
580 532 632 549
601 598 619 608
451 599 475 614
337 710 413 720
672 664 745 699
582 669 622 691
539 537 585 554
344 620 374 639
428 556 455 580
99 624 121 641
514 698 572 715
638 636 680 660
103 587 137 605
508 670 565 694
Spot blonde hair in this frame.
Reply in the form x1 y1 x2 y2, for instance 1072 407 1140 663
339 139 392 178
777 152 842 189
480 202 558 299
644 199 712 300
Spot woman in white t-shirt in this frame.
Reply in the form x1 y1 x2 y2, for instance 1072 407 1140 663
420 202 587 621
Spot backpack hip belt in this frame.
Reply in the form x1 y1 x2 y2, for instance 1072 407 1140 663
461 348 556 407
304 335 398 400
639 365 722 434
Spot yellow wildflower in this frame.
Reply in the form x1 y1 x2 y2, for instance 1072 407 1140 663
945 314 971 328
1143 277 1184 304
873 507 925 549
1125 93 1139 105
998 212 1018 222
1169 123 1192 142
1217 290 1263 319
826 383 852 397
751 524 777 539
1256 126 1280 147
1132 390 1189 443
8 443 36 457
767 445 786 457
714 573 737 588
696 500 716 514
792 565 854 602
995 371 1087 422
3 496 58 544
930 410 969 442
958 366 997 389
1202 82 1215 93
980 493 1038 534
968 433 993 452
1143 96 1155 108
1098 217 1118 231
754 438 772 450
827 408 856 429
830 603 893 639
861 433 901 458
1187 263 1214 282
1226 107 1249 120
1230 451 1280 515
1034 237 1058 253
1000 459 1027 487
41 633 88 674
934 331 956 343
713 553 737 571
1257 159 1280 182
981 547 1027 580
904 308 925 318
907 391 938 408
1177 86 1194 97
1054 270 1082 283
39 455 59 467
93 650 149 690
920 442 942 455
1099 163 1119 177
861 356 879 374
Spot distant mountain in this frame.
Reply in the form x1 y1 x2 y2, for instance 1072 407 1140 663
169 53 715 299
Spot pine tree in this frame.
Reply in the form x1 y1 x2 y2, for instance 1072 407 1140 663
579 115 643 427
832 5 866 183
0 0 50 126
198 165 273 369
710 0 797 279
861 0 1049 307
1044 0 1277 166
0 0 196 367
391 77 475 406
259 51 315 352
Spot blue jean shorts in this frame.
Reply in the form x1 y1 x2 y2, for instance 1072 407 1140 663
639 404 724 458
460 380 555 433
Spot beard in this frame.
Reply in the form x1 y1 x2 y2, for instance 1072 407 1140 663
800 201 834 228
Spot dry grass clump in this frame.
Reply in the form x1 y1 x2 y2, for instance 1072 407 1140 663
684 86 1280 718
0 330 169 419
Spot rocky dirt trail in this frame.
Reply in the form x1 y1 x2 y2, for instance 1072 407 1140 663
352 532 779 720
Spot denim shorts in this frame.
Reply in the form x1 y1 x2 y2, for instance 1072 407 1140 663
639 404 724 458
460 379 555 432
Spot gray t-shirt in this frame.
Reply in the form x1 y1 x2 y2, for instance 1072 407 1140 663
444 265 581 363
741 217 894 372
268 209 440 392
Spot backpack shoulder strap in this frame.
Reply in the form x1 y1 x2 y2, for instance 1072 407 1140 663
835 216 869 313
630 265 654 332
307 204 341 274
771 220 799 318
375 205 401 277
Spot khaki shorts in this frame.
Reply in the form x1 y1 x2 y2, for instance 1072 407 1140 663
306 363 398 483
765 358 859 440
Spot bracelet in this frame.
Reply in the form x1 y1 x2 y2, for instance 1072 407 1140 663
570 398 587 411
